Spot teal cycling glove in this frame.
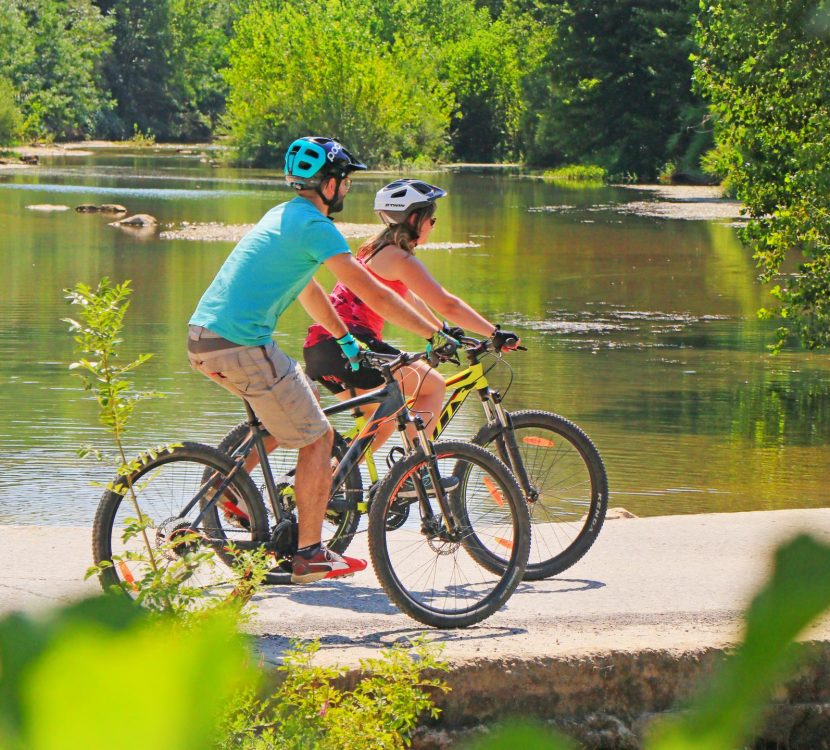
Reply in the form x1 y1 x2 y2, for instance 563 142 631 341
335 332 361 371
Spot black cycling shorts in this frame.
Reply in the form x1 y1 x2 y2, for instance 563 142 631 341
303 329 401 395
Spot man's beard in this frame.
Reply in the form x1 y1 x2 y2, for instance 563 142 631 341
328 196 345 214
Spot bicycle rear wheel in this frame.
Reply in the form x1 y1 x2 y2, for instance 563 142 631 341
466 410 608 580
93 442 269 604
216 422 363 568
368 440 530 629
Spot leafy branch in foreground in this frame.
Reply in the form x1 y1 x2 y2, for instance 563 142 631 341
218 637 449 750
64 278 163 575
64 277 267 615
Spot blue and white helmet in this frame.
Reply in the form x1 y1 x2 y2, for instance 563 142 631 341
284 136 367 190
374 179 446 225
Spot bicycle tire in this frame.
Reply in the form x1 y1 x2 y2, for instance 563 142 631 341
215 422 363 585
463 410 608 580
93 442 269 601
368 440 530 629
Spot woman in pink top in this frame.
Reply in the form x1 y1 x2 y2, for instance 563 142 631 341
304 178 517 450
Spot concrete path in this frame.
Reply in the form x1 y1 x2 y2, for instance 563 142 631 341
3 509 830 667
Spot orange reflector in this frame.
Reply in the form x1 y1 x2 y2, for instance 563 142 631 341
118 561 138 591
495 537 514 550
484 476 505 506
522 436 555 448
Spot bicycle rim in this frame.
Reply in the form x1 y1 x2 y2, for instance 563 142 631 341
369 441 529 628
93 443 268 607
472 410 608 579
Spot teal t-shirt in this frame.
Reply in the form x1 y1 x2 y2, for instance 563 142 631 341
190 197 350 346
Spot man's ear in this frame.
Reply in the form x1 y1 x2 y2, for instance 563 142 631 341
320 176 336 198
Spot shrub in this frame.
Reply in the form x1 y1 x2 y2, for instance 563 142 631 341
542 164 608 184
0 78 22 145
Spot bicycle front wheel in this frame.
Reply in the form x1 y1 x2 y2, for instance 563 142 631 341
368 440 530 629
93 442 269 604
468 410 608 580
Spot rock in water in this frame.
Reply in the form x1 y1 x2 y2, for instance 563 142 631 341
112 214 158 227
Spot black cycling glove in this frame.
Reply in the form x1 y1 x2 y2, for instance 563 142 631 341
442 321 465 341
492 325 520 351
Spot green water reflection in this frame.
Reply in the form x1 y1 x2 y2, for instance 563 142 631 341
0 149 827 525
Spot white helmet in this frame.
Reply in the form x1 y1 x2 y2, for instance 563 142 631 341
374 179 446 225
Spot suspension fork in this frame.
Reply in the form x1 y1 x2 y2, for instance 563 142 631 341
409 415 459 532
490 392 533 499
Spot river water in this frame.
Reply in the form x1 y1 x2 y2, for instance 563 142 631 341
0 147 827 526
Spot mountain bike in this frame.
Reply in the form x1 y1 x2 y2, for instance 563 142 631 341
92 347 531 629
218 335 608 581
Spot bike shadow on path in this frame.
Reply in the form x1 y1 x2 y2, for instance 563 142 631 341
252 576 603 617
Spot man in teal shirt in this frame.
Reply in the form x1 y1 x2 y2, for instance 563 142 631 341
188 137 451 583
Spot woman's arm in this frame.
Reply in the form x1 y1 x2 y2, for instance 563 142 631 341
373 249 495 336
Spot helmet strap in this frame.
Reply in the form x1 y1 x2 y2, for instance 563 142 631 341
315 173 345 214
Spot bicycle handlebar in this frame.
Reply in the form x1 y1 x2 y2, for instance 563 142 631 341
357 332 526 374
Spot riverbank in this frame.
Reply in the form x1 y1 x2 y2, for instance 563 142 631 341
619 184 745 221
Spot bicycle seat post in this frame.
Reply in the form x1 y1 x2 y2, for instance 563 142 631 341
243 400 260 427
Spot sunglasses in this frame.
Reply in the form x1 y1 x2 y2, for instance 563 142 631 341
428 216 437 227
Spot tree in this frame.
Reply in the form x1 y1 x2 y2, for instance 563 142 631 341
0 0 112 139
223 0 453 166
695 0 830 349
523 0 703 179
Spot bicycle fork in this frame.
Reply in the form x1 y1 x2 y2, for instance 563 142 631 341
403 415 462 538
488 392 535 503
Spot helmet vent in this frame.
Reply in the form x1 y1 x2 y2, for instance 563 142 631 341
390 189 407 198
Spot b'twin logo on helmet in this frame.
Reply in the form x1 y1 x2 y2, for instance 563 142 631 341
386 203 405 207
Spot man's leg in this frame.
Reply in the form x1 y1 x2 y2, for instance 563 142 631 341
294 425 334 548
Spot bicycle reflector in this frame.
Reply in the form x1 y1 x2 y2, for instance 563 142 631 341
522 436 556 448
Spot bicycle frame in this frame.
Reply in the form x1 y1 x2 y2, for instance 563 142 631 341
339 355 532 497
204 360 463 537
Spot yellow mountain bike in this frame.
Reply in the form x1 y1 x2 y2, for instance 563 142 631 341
217 335 608 581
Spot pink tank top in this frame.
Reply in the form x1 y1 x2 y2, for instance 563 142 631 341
304 254 409 347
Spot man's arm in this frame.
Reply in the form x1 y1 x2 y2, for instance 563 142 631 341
324 254 438 339
405 290 443 330
297 278 348 338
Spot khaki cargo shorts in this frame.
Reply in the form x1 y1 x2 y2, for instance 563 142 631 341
187 325 329 449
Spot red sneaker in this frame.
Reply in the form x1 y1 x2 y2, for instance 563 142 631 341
291 546 367 584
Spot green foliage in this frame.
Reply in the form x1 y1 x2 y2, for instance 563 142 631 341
459 534 830 749
522 0 704 180
0 596 447 750
694 0 830 350
0 0 113 139
0 76 22 144
128 122 156 146
542 164 608 184
218 637 449 749
223 0 453 166
63 278 159 443
101 0 235 140
223 0 533 165
0 596 257 750
64 278 267 613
